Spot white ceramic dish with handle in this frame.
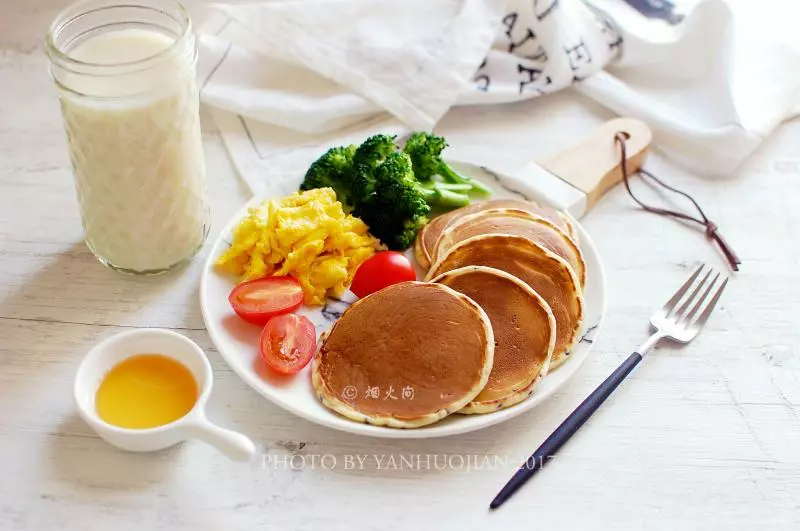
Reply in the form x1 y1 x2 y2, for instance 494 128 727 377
199 163 606 439
74 328 257 460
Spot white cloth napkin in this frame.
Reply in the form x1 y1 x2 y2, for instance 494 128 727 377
197 0 507 135
196 0 800 195
581 0 800 175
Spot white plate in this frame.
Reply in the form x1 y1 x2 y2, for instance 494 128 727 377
200 163 606 438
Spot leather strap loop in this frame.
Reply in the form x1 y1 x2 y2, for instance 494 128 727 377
614 132 740 271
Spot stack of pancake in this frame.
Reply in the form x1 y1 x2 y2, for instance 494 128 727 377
311 199 585 428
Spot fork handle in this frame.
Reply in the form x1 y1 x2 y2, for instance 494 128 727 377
490 352 643 509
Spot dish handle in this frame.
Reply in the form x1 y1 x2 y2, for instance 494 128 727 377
183 413 257 462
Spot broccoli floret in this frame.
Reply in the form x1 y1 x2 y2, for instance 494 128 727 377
402 131 447 182
403 131 492 195
394 215 430 250
300 144 357 210
353 134 397 168
374 151 430 217
298 132 490 250
351 134 397 199
354 151 431 250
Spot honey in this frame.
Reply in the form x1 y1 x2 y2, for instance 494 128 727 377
95 354 198 429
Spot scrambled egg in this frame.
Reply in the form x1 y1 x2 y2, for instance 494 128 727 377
216 188 383 305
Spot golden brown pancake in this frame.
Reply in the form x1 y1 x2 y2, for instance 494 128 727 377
426 235 583 369
311 281 494 428
432 266 556 414
558 212 579 244
433 208 586 288
414 199 571 270
414 213 453 271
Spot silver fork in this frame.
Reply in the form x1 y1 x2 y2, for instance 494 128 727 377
491 263 729 509
638 263 729 355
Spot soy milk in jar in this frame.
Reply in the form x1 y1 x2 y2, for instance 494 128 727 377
46 0 209 273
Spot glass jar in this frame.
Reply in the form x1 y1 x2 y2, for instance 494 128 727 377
46 0 209 274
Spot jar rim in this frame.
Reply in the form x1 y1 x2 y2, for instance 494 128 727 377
45 0 192 69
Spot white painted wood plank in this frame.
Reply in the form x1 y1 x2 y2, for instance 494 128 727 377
1 1 799 530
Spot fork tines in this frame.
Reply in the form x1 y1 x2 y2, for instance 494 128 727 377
663 263 729 330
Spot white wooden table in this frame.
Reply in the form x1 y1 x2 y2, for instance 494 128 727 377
2 2 799 530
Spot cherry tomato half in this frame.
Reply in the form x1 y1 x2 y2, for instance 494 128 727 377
229 277 304 325
350 251 417 298
259 314 316 375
